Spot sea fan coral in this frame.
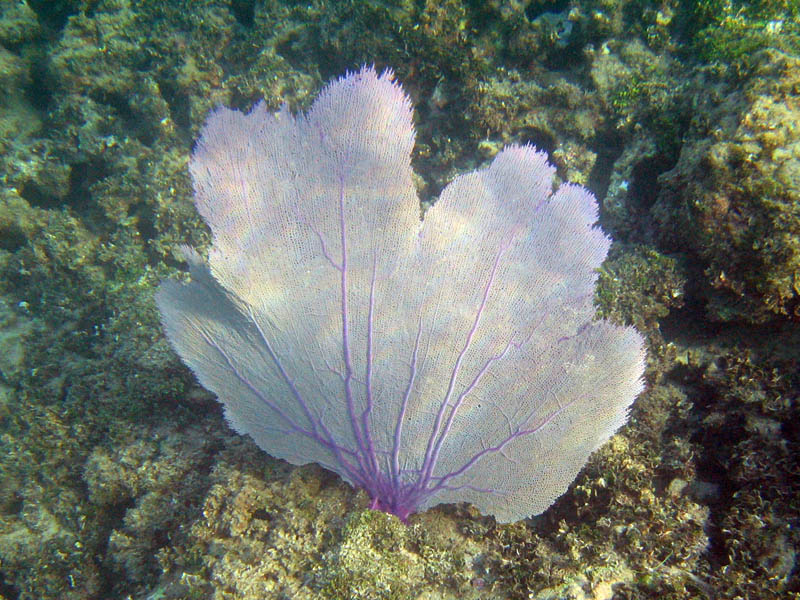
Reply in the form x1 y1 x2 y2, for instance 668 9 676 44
157 66 646 523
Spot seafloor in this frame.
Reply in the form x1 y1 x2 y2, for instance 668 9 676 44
0 1 798 598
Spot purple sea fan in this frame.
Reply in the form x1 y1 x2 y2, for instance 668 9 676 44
156 66 646 523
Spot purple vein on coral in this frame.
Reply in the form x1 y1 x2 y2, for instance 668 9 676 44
362 252 379 476
246 308 350 457
194 324 369 489
391 313 424 489
428 395 581 495
336 172 374 479
418 236 513 489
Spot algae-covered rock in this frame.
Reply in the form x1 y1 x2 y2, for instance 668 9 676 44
321 510 428 599
653 50 800 322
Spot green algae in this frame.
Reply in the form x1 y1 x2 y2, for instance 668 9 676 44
595 245 686 336
684 0 800 73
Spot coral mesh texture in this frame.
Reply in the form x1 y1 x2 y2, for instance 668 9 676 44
157 66 646 523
